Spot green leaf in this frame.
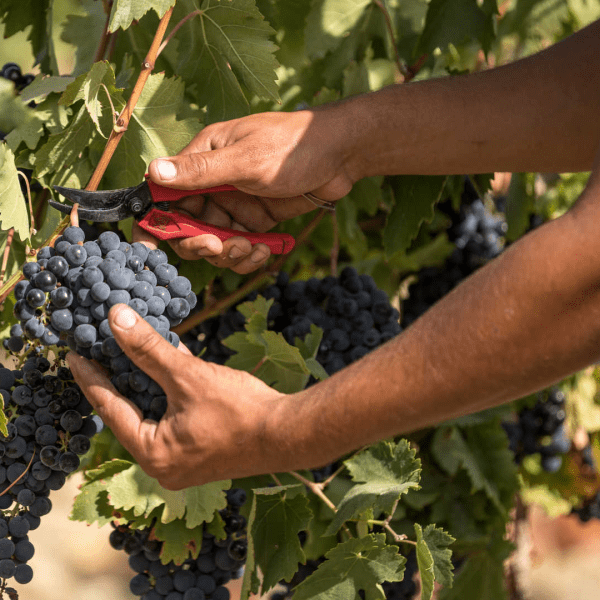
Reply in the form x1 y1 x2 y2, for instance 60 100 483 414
438 539 512 600
414 523 455 600
153 519 205 565
175 0 279 123
0 79 45 151
326 440 421 535
60 0 108 76
183 482 230 529
505 172 534 242
305 0 372 59
293 533 406 600
106 72 203 188
60 61 120 136
0 145 30 240
20 75 76 104
246 485 312 594
105 463 230 525
384 176 448 257
417 0 497 55
389 233 454 273
431 424 518 515
0 0 50 68
108 0 176 32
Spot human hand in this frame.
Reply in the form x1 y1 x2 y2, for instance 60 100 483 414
135 107 357 272
67 304 287 489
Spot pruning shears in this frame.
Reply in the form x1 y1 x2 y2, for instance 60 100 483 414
49 180 296 255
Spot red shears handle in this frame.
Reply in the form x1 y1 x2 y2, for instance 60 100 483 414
138 180 295 255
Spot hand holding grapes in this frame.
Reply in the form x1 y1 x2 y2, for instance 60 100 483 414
67 303 288 489
135 108 357 272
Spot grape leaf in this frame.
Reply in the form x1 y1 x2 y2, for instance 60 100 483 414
60 61 120 135
244 484 312 595
108 0 176 32
20 75 76 104
431 424 518 515
61 0 112 76
174 0 279 123
0 0 50 67
105 72 203 188
0 145 30 241
438 538 512 600
184 482 230 529
293 533 406 600
0 80 46 151
414 524 455 600
417 0 497 55
384 175 448 257
326 440 421 535
153 519 205 565
305 0 373 59
104 463 230 526
70 459 133 525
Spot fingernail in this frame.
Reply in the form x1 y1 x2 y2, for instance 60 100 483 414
229 246 245 259
198 238 222 256
250 249 268 263
112 305 138 330
156 160 177 182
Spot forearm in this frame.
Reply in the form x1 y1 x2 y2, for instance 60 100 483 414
338 19 600 179
267 166 600 471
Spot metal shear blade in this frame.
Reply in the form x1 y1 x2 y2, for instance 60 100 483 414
50 182 149 222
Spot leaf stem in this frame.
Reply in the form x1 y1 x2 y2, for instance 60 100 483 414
173 210 327 335
157 9 203 57
270 473 283 486
289 471 337 513
372 0 408 79
86 6 175 191
0 229 14 288
17 172 35 238
94 7 113 63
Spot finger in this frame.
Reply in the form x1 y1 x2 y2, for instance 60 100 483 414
131 222 159 250
228 243 271 274
108 304 188 393
168 234 223 260
67 351 154 459
148 147 254 191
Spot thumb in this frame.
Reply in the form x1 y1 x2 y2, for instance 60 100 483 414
148 147 243 190
108 304 185 392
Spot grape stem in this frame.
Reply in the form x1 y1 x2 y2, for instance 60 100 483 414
157 9 203 58
93 5 113 63
0 451 36 498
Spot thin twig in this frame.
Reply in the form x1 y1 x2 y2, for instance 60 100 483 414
330 211 339 276
270 473 283 486
373 0 409 79
0 450 35 497
289 471 337 513
101 82 119 132
86 6 175 192
405 53 429 82
320 462 347 489
173 210 327 335
70 204 80 228
93 8 112 63
157 9 202 57
0 229 14 287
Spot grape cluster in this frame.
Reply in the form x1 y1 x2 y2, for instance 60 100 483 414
183 267 401 377
401 198 507 327
112 488 248 600
11 226 197 420
0 357 102 588
502 388 570 473
0 63 34 93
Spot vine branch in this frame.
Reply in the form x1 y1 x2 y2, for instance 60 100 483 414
86 6 175 192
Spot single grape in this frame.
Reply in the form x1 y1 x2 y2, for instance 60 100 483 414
14 563 33 584
47 255 70 278
168 276 192 298
60 410 83 432
25 288 46 308
32 270 58 292
22 262 41 280
98 231 121 253
62 226 85 244
74 324 97 348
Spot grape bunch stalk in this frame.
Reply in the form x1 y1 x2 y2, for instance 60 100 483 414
11 226 197 421
112 488 248 600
